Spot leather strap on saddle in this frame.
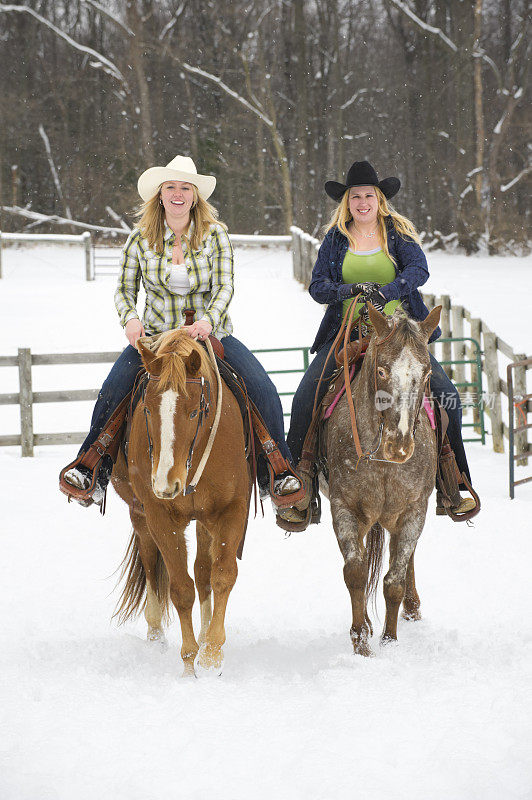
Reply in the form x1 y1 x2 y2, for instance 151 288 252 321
299 316 368 477
59 393 130 503
215 356 308 510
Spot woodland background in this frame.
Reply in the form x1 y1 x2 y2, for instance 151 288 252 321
0 0 529 252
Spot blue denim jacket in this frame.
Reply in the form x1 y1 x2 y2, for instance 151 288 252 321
308 220 441 352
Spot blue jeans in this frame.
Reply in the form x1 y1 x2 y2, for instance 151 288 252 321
79 334 293 463
287 343 471 482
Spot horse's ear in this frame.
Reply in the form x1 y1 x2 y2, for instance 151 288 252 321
419 305 442 342
185 349 202 376
137 339 162 377
368 303 391 339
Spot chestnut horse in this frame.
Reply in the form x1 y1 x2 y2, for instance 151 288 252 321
325 304 442 656
111 330 250 676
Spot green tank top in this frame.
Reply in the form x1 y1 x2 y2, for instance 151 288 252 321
341 248 401 321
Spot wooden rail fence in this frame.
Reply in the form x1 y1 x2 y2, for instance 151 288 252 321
0 350 120 455
0 346 310 457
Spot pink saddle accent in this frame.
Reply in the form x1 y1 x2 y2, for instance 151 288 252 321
423 395 436 429
324 363 356 420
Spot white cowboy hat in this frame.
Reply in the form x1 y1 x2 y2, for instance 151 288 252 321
137 155 216 202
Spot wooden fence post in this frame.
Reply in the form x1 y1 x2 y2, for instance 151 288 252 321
440 294 452 378
304 237 313 287
83 231 93 281
452 304 466 395
292 228 302 282
483 332 504 453
18 348 34 456
0 231 3 279
514 353 528 466
470 317 482 432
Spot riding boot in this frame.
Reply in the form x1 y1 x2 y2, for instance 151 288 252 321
59 394 130 510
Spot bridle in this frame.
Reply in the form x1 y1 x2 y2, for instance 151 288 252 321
359 360 432 467
339 296 431 469
142 338 223 496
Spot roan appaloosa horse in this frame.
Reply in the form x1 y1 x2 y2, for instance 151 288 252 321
110 330 251 676
326 303 442 656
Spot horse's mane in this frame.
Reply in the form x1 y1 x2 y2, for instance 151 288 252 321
375 309 427 353
153 330 212 394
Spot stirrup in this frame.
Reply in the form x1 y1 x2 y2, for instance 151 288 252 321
60 455 101 503
59 456 109 510
436 491 477 517
275 495 320 533
435 477 480 522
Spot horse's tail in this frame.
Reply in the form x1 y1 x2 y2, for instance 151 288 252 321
113 532 171 625
366 523 385 607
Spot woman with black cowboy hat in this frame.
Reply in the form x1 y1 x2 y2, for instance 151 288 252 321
278 160 475 527
60 155 301 508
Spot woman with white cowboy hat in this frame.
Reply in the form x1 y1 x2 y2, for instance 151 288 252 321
60 155 301 507
278 159 477 529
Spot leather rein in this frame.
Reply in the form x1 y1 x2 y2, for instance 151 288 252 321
319 295 431 469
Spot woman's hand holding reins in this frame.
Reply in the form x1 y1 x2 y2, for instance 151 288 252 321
183 318 213 341
363 289 386 314
351 281 380 297
125 318 145 347
350 282 386 314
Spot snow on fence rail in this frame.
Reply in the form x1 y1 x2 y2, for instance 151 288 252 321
92 234 291 277
0 231 291 280
0 231 92 280
290 226 531 466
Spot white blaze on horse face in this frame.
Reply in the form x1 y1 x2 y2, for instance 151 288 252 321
390 350 423 439
153 389 178 494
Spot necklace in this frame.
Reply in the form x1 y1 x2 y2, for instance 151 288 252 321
354 226 378 239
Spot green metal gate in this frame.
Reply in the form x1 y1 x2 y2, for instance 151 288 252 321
252 347 310 431
254 338 485 443
433 337 485 444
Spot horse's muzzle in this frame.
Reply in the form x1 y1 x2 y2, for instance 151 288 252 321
152 478 182 499
382 436 415 463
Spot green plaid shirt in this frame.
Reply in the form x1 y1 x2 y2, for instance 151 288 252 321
114 222 234 337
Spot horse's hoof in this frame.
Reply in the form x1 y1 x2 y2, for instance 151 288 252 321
195 643 224 677
181 662 197 679
353 643 374 658
350 628 374 657
147 628 168 650
380 634 399 647
401 608 422 621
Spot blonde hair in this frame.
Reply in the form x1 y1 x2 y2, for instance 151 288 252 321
324 186 421 263
135 184 225 253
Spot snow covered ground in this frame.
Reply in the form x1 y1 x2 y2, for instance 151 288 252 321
1 243 531 800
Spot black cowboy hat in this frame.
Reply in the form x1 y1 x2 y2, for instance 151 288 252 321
324 160 401 202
